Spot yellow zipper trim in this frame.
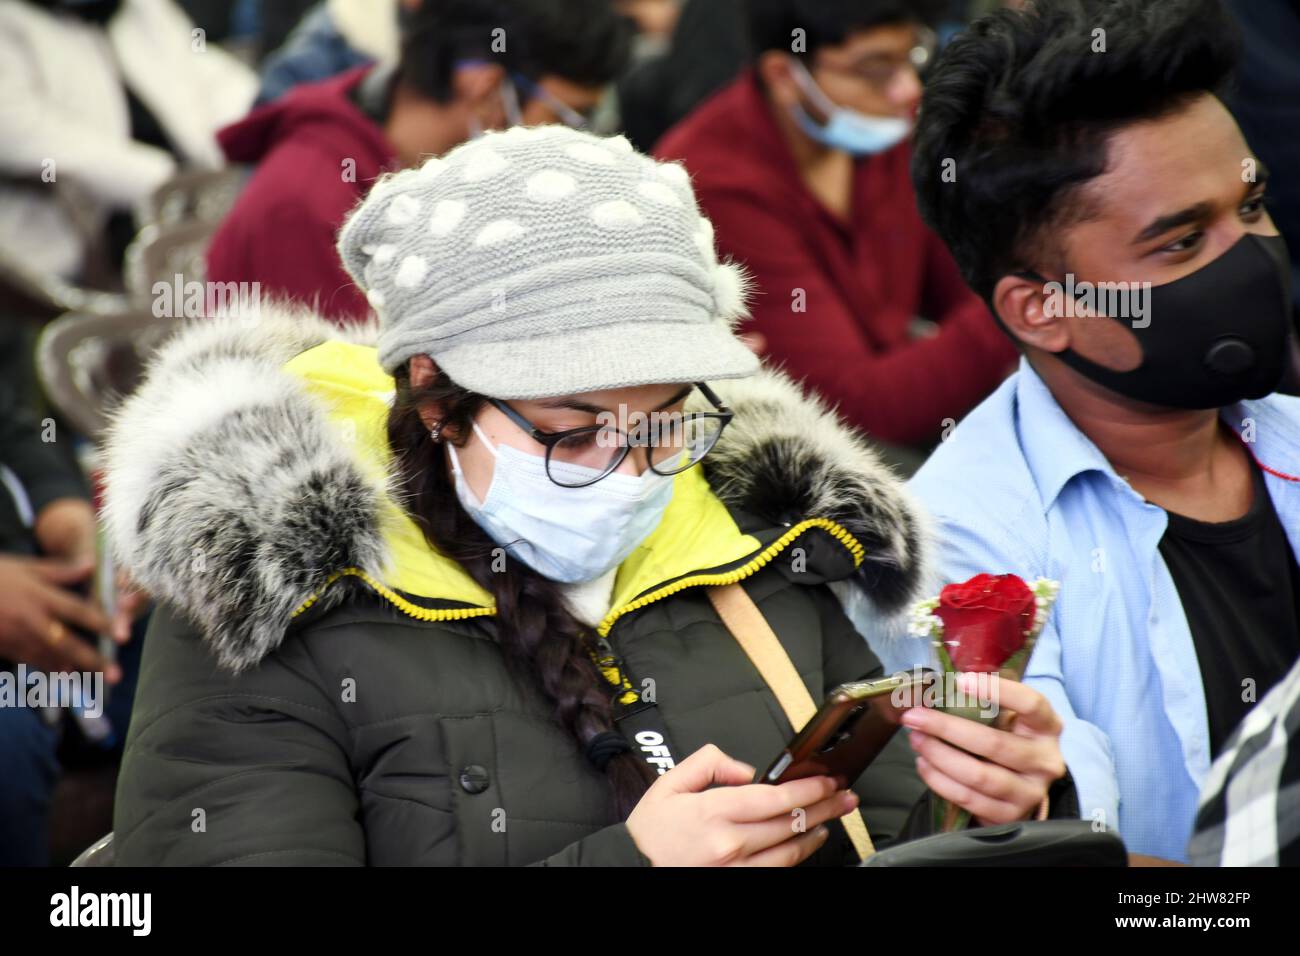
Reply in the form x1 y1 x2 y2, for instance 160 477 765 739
290 518 865 685
595 516 864 637
291 567 497 622
593 517 863 704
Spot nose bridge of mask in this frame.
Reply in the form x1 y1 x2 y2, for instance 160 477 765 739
591 457 677 502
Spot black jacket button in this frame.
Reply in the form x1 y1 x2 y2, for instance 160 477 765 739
458 765 490 794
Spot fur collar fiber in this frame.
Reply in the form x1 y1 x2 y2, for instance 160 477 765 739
103 306 929 671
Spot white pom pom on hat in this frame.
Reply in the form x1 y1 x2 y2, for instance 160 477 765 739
712 261 754 330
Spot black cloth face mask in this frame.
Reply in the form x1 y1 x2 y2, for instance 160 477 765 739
1028 232 1294 410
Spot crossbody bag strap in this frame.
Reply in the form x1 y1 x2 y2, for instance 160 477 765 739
706 582 875 862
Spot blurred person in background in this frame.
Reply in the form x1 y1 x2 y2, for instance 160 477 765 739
175 0 316 60
0 396 141 866
617 0 748 153
0 0 256 284
254 1 672 111
656 0 1016 465
254 0 413 108
205 0 633 324
613 0 680 50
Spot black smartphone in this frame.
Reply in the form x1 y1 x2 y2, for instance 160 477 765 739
756 667 937 786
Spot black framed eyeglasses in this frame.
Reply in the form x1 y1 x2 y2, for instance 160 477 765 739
815 24 937 91
487 383 734 489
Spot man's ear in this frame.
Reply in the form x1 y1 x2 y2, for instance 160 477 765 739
757 50 800 109
991 272 1072 354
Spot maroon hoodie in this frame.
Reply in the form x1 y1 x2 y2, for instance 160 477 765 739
206 66 397 324
656 74 1017 446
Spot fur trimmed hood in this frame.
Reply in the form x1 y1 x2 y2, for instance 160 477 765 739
103 306 930 671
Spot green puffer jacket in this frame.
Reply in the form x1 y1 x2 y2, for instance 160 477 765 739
103 308 934 866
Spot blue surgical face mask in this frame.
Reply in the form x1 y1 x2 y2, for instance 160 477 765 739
787 57 912 157
446 421 676 584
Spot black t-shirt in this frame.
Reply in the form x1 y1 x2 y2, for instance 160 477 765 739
1158 459 1300 758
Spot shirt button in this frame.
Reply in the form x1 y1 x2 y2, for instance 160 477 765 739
459 765 490 794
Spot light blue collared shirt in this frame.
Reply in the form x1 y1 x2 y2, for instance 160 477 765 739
880 359 1300 861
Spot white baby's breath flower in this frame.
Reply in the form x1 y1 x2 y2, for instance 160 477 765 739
1026 578 1061 639
907 597 943 639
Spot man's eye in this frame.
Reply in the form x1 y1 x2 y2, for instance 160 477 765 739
1241 194 1268 217
1161 231 1204 254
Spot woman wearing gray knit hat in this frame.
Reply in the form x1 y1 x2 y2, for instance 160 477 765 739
103 125 1067 866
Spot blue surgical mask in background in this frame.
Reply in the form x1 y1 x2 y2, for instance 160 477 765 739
787 57 912 157
447 421 675 584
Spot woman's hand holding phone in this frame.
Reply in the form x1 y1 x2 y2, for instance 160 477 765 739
901 673 1066 826
625 743 859 866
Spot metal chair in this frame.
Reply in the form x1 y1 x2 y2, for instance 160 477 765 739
35 308 179 441
122 219 223 304
134 167 244 230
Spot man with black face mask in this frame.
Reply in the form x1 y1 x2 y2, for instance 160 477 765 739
854 0 1300 864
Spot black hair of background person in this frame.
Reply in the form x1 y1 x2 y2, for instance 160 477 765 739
1223 0 1300 320
744 0 949 60
506 0 633 88
398 0 633 104
909 0 1242 306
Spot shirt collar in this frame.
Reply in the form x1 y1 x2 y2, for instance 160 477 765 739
1222 398 1300 483
1016 357 1300 511
1014 357 1129 512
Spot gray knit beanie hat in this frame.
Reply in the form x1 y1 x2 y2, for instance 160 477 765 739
336 124 760 397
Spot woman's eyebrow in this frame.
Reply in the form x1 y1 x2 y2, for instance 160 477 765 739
538 385 694 415
537 397 607 414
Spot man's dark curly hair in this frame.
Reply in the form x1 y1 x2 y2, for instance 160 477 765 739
911 0 1243 304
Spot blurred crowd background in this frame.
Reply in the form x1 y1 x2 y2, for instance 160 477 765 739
0 0 1297 865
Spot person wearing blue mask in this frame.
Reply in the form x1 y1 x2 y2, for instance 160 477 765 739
656 0 1017 466
101 125 1069 866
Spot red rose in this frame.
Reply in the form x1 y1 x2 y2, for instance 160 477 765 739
934 573 1036 672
